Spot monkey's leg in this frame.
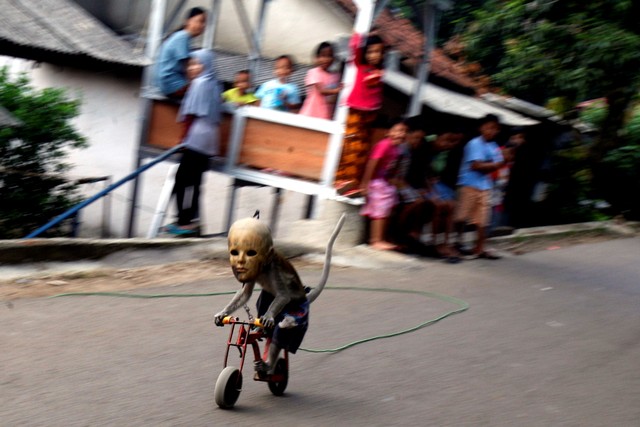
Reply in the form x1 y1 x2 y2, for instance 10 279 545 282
266 342 282 375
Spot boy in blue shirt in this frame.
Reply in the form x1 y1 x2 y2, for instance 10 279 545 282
454 114 505 259
255 55 301 112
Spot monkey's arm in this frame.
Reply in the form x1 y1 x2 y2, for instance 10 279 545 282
260 264 304 328
261 292 293 328
214 282 255 326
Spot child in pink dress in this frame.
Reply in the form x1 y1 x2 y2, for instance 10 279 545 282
299 42 342 119
360 119 408 250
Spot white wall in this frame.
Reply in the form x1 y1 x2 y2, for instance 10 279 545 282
78 0 353 64
215 0 352 64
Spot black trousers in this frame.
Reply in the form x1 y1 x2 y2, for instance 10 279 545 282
173 149 209 226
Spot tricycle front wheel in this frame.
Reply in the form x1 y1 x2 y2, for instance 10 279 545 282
215 366 243 409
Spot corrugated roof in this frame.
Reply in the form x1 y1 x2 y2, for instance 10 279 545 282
0 0 147 67
213 50 311 90
144 49 312 98
384 69 538 126
0 105 20 127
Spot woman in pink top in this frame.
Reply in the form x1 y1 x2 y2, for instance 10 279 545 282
300 42 342 119
335 32 386 197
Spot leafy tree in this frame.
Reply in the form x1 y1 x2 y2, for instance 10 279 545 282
0 68 87 238
461 0 640 160
439 0 485 43
389 0 484 43
388 1 640 220
581 99 640 218
601 143 640 219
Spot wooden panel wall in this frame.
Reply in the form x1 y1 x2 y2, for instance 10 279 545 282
146 100 230 156
238 118 330 181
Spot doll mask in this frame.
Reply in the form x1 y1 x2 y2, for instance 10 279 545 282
228 218 273 283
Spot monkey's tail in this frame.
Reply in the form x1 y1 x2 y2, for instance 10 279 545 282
306 213 346 304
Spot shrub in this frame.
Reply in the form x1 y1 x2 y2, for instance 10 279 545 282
0 68 86 238
577 100 640 219
601 143 640 220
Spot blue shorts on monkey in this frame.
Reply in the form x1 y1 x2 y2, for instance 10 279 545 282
256 290 309 354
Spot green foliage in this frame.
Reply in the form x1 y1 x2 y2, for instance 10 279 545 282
624 103 640 145
575 101 640 218
599 103 640 219
389 0 417 19
545 97 574 116
463 1 640 104
451 0 640 221
578 101 608 129
601 143 640 219
542 136 605 224
460 0 640 165
388 0 485 43
439 0 485 43
0 68 87 238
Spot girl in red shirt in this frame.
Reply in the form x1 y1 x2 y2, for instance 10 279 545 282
335 32 385 197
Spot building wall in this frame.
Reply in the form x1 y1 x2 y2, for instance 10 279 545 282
73 0 352 65
1 1 354 238
1 57 310 238
214 0 352 64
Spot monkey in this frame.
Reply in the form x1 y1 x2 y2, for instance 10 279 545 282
214 214 345 376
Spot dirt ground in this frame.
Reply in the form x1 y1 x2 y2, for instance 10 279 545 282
0 230 625 301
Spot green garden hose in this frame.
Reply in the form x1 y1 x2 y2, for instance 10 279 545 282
52 286 468 353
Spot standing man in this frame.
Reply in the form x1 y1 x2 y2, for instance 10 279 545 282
454 114 505 259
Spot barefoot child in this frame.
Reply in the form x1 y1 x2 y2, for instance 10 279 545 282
360 119 408 250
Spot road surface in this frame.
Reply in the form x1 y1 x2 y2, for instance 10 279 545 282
2 237 640 426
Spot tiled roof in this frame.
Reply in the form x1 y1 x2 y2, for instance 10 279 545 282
330 0 480 92
0 105 20 127
0 0 147 68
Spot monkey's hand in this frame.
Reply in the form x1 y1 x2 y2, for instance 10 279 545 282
259 315 275 329
214 311 228 327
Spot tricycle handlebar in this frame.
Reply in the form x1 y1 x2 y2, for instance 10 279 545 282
222 316 264 327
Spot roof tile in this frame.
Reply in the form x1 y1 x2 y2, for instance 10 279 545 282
330 0 480 91
0 0 147 67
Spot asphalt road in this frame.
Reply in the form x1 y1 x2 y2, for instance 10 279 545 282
2 237 640 426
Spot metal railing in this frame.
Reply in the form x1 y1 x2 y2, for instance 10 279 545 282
23 144 184 239
73 175 112 238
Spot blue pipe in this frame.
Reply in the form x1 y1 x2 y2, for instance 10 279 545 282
24 144 184 239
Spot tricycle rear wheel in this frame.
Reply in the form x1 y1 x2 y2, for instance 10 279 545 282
268 358 288 396
215 366 242 409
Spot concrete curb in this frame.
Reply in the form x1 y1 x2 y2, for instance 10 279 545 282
489 220 639 244
0 220 637 266
0 237 322 265
0 238 211 264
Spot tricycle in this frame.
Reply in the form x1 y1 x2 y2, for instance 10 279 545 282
214 316 289 409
